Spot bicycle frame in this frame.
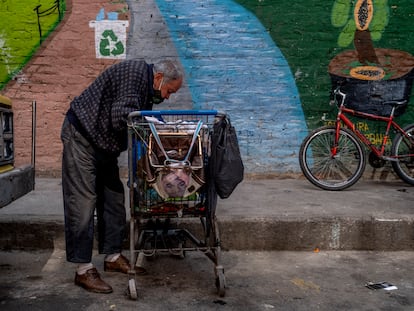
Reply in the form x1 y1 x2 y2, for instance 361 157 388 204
333 89 414 161
299 87 414 190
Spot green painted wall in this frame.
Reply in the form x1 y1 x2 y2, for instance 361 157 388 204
0 0 65 90
235 0 414 131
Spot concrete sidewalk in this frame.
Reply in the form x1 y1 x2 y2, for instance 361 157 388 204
0 177 413 251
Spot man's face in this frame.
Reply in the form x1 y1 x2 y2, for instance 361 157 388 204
154 73 183 100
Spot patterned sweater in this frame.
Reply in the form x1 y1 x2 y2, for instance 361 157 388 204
68 59 154 155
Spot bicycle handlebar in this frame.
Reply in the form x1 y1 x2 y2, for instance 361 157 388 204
333 86 347 106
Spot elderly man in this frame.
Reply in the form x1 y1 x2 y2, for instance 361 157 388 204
61 59 183 293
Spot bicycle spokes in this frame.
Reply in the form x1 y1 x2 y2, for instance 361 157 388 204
299 126 366 190
391 125 414 185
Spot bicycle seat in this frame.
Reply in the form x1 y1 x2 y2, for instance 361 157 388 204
383 99 407 106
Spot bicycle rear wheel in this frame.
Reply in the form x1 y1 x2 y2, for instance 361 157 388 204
299 126 366 190
391 124 414 185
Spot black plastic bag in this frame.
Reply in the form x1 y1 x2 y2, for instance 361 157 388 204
210 116 244 199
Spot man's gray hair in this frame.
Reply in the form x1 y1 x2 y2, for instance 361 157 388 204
153 59 184 83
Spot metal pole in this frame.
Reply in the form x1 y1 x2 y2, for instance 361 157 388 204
31 100 36 190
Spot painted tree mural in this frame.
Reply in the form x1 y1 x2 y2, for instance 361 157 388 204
333 0 388 69
329 0 414 105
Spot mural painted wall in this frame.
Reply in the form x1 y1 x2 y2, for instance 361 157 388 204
0 1 131 89
0 0 413 176
0 0 130 176
151 0 307 174
0 0 65 90
144 0 414 174
235 0 414 157
327 0 414 153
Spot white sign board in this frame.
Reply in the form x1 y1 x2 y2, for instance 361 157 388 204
89 20 129 59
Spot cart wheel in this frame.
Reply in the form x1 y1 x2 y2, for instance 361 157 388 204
177 241 186 259
144 240 156 261
128 278 138 300
135 251 148 273
215 268 226 297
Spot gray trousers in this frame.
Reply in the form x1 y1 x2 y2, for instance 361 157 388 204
61 118 126 263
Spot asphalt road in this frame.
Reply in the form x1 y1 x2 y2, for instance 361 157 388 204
1 247 414 310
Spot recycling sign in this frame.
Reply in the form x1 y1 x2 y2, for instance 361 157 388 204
89 20 129 59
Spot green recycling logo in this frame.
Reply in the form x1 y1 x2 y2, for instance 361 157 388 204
89 19 128 59
99 29 125 57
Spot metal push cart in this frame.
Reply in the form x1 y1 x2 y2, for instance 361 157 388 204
126 110 226 300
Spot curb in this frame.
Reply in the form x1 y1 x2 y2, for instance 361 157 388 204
1 216 413 251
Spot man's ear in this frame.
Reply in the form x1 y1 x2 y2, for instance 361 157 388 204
153 72 164 87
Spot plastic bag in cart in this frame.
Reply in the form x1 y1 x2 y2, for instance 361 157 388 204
210 116 244 199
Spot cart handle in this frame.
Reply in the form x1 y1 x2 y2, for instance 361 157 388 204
128 109 225 120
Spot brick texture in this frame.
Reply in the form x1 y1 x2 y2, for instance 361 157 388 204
1 0 129 176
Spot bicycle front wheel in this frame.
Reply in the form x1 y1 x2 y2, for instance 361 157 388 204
299 126 366 190
391 124 414 185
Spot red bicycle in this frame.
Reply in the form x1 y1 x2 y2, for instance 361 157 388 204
299 85 414 190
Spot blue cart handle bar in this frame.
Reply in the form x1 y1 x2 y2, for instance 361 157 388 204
127 109 226 123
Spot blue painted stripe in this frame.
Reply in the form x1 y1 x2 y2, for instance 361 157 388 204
155 0 308 172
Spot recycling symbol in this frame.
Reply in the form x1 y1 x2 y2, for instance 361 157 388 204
99 29 125 57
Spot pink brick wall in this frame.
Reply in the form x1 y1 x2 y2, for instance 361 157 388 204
2 0 129 176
